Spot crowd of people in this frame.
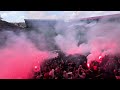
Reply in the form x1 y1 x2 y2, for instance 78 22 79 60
32 52 120 79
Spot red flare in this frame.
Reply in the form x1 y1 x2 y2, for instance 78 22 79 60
99 56 102 59
33 65 40 72
87 63 90 68
34 66 38 69
33 60 40 72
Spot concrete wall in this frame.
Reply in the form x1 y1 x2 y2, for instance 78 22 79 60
24 19 56 28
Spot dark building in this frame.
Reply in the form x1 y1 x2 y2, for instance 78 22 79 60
25 19 56 28
24 19 57 37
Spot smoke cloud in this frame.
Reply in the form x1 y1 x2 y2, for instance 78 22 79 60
1 13 120 79
55 20 89 56
0 29 57 79
54 15 120 64
86 20 120 63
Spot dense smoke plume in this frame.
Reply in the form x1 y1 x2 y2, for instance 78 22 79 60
1 14 120 79
0 30 57 79
25 19 58 51
55 20 90 56
55 15 120 64
86 19 120 63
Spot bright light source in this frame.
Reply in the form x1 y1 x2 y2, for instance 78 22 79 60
87 63 90 68
99 56 102 59
34 66 37 69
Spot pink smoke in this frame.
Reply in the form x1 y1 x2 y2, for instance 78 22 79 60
0 32 57 79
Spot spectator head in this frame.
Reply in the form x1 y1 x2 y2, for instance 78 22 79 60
79 65 82 68
82 72 86 78
114 69 116 73
75 70 79 74
63 70 66 73
67 72 72 75
68 72 73 79
52 69 54 72
93 66 97 70
84 61 86 63
81 69 85 73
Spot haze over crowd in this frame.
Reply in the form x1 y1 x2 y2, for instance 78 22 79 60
0 11 120 79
